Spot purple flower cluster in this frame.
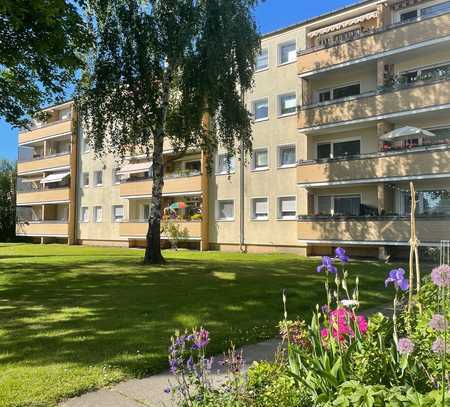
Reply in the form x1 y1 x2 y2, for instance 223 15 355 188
431 264 450 287
397 337 415 355
428 314 448 332
385 268 409 291
317 247 349 274
432 338 447 355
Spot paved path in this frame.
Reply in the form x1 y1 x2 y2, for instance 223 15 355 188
59 304 392 407
59 339 281 407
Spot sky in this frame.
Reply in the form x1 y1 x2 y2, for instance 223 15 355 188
0 0 358 162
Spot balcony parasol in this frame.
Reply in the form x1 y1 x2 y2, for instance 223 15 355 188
379 126 436 142
169 202 187 210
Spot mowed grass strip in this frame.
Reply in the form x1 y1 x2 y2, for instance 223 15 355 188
0 244 393 406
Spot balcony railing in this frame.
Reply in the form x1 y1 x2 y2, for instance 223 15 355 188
16 221 69 237
18 119 72 144
297 215 450 244
298 78 450 129
298 11 450 75
297 143 450 185
119 219 202 239
17 153 71 175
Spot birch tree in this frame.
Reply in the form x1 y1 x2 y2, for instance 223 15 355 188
77 0 260 264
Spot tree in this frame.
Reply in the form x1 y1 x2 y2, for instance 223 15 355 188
0 0 91 127
0 160 16 242
77 0 260 264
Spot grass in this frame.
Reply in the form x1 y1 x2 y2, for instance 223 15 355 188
0 243 395 407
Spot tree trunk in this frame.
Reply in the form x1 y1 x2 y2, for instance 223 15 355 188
144 68 171 265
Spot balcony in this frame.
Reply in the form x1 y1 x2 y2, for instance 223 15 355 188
298 215 450 244
120 174 202 198
19 119 72 145
119 220 202 239
15 221 69 237
298 79 450 130
17 153 71 175
297 144 450 186
17 187 70 205
298 12 450 75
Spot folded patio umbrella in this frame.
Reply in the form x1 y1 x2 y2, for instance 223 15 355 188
379 126 436 142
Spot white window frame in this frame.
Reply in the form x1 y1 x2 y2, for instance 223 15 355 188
394 0 450 23
112 205 124 223
80 206 89 223
94 170 103 187
215 154 236 175
315 193 362 216
82 137 90 154
93 206 103 223
82 172 90 187
256 48 269 72
278 40 297 65
251 147 269 171
278 144 297 168
216 199 235 221
315 81 361 104
252 97 269 122
112 168 121 185
316 137 361 160
59 108 71 121
278 92 297 117
277 196 297 220
250 197 269 221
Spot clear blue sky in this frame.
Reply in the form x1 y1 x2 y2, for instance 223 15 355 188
0 0 357 162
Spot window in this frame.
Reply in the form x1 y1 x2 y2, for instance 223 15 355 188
279 93 297 116
216 154 236 174
316 140 360 159
319 90 331 103
217 200 234 220
251 198 269 220
278 197 296 220
141 204 150 220
82 172 89 187
317 195 361 216
401 190 450 216
94 206 103 223
256 48 269 71
112 205 124 222
59 108 71 121
400 9 418 22
421 1 450 17
253 98 269 121
278 145 296 167
333 83 360 99
94 170 103 186
185 160 201 173
82 138 90 153
80 207 89 223
333 140 361 158
279 41 296 64
317 83 361 103
112 168 121 184
252 148 268 170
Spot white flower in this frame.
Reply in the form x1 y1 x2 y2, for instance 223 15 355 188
341 300 359 308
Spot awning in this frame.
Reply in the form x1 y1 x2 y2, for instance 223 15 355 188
40 172 70 184
308 11 378 38
379 126 436 142
117 161 152 176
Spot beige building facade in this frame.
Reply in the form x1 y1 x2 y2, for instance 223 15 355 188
16 0 450 258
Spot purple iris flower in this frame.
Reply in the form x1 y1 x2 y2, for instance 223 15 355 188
335 247 349 263
385 268 409 291
169 358 178 374
317 256 337 274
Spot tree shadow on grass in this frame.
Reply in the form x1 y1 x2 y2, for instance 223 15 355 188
0 248 393 380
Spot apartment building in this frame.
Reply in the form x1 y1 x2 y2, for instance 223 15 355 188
16 0 450 258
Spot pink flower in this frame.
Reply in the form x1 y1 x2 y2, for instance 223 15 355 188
397 338 415 355
429 314 448 332
323 307 368 342
431 265 450 287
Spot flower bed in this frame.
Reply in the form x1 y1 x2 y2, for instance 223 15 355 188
165 249 449 406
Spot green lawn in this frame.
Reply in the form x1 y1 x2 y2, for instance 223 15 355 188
0 244 395 407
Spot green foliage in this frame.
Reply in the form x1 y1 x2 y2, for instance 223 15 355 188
0 0 90 127
247 361 310 407
162 221 189 249
0 160 16 241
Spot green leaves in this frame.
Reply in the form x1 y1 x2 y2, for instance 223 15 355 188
0 0 91 127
